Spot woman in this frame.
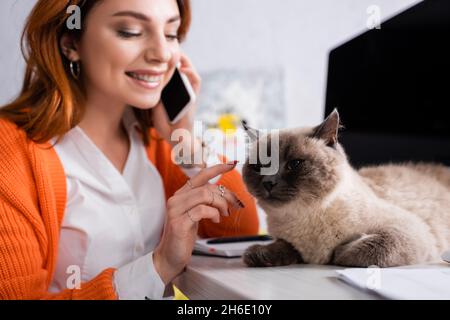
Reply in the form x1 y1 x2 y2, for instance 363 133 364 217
0 0 258 300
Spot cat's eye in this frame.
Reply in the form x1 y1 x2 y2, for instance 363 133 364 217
250 164 262 172
249 161 272 173
286 159 303 171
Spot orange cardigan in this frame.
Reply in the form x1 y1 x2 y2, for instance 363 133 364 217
0 119 258 300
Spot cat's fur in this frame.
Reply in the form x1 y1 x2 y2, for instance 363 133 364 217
242 110 450 268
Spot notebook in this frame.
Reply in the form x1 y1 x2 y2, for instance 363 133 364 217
193 235 274 258
336 267 450 299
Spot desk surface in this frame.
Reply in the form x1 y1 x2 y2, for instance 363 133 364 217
174 255 381 300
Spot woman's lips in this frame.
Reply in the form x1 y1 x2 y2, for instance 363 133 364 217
125 71 164 90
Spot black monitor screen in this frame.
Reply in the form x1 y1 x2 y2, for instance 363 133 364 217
325 0 450 167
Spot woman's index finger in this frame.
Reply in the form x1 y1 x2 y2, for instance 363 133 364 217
189 161 238 187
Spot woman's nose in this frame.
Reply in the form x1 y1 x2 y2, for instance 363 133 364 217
144 35 171 63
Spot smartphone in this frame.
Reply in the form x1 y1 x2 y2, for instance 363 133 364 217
161 67 196 124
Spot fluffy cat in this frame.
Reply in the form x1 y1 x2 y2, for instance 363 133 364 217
242 110 450 268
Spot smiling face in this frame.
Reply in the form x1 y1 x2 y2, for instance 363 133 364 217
68 0 182 110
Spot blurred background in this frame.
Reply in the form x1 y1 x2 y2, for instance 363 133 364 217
0 0 421 128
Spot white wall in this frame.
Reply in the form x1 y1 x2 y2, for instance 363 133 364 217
182 0 421 128
0 0 36 105
0 0 421 126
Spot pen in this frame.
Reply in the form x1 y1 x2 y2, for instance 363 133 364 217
206 234 273 244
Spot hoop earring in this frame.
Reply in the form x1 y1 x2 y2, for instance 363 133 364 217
69 61 80 80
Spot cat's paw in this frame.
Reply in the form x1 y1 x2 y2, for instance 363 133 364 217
243 239 303 267
243 244 276 267
332 231 407 267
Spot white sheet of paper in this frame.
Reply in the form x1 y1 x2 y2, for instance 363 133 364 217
336 267 450 299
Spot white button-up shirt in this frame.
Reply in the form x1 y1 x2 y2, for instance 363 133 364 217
49 107 219 299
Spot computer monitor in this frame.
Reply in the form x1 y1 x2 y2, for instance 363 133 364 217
325 0 450 167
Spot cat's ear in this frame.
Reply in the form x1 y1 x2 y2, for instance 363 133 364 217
313 109 341 147
242 120 261 143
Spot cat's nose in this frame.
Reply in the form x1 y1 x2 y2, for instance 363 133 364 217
263 181 277 192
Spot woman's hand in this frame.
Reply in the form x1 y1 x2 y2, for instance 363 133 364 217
152 53 201 147
153 161 244 285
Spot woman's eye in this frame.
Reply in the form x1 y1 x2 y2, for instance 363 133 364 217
117 30 142 38
166 34 179 41
286 159 303 171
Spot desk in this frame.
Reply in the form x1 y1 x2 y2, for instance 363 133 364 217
173 255 381 300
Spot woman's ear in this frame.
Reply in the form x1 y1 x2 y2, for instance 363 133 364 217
60 33 80 62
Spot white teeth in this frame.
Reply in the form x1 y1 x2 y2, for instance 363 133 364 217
128 72 161 83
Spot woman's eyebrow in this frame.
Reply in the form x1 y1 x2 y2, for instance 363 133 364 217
111 11 181 23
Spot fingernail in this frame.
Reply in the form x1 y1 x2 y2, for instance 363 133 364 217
227 160 239 166
237 199 245 208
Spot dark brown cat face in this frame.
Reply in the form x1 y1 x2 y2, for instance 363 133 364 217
242 110 347 208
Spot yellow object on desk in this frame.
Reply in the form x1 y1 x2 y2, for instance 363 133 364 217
174 285 189 300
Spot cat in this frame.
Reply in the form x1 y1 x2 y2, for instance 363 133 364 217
241 110 450 268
